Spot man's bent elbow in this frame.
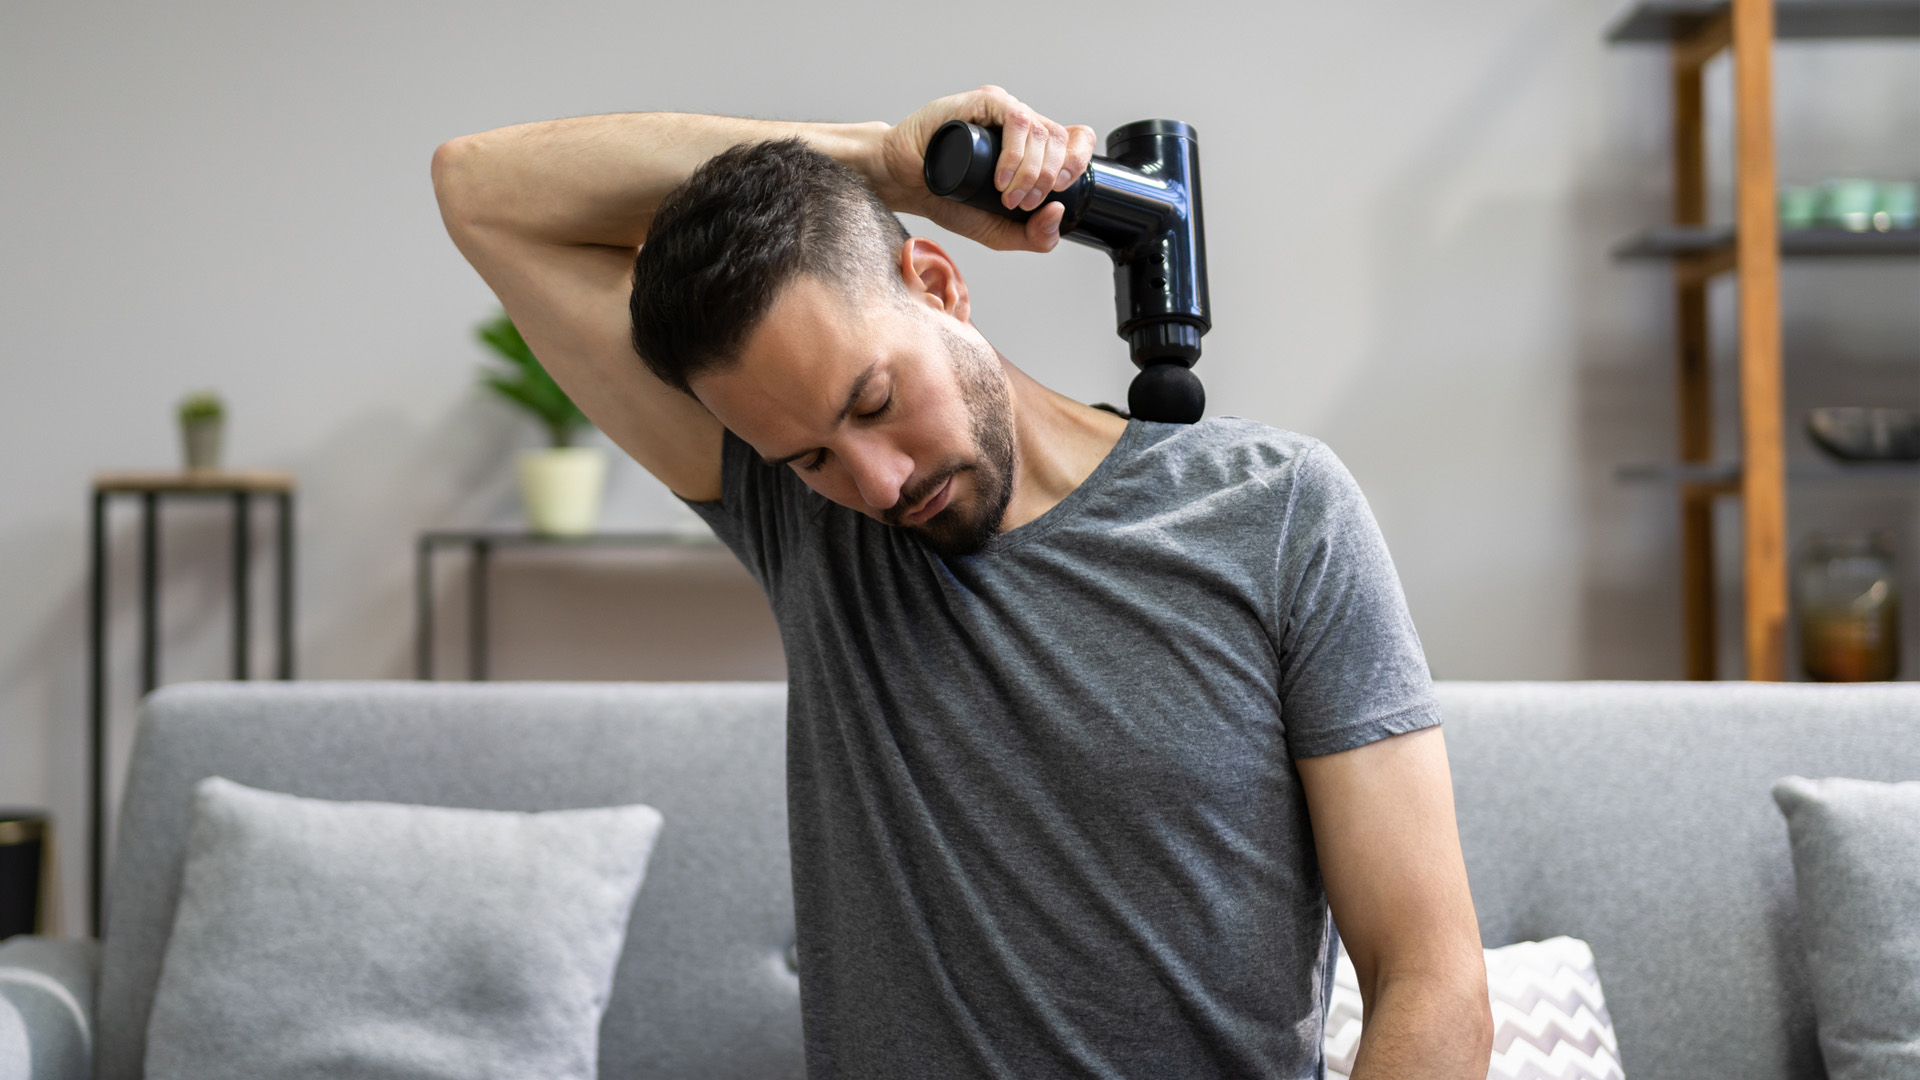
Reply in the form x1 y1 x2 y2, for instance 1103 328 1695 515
1468 994 1495 1067
1456 953 1495 1065
430 135 483 234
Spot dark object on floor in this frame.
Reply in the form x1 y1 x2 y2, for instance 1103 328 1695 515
1806 407 1920 461
925 118 1209 424
0 811 48 939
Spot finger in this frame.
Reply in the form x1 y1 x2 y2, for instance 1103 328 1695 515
1016 124 1063 211
1039 123 1069 195
1005 113 1053 211
1024 202 1066 251
997 109 1035 208
1060 125 1096 189
925 198 1032 253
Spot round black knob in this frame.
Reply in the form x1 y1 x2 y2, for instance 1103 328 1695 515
1128 363 1205 424
924 120 997 204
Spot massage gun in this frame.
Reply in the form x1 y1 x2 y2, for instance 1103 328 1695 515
923 118 1211 424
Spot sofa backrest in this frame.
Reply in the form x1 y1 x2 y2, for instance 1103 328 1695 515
1440 681 1920 1080
97 681 802 1080
98 680 1920 1080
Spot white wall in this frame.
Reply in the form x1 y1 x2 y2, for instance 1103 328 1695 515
3 1 1916 931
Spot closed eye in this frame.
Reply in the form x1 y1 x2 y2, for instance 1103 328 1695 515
796 390 891 473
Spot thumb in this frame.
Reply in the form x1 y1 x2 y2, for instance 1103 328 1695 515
924 199 1049 254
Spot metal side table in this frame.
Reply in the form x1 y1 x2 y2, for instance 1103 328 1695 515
88 470 295 933
415 529 722 681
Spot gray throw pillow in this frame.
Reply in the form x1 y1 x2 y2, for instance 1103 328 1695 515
1773 775 1920 1080
145 777 664 1080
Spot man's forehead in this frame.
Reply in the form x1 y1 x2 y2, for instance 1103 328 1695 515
693 281 890 450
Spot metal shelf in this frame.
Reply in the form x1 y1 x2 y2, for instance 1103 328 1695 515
415 528 726 683
1613 225 1920 259
419 528 721 549
1608 0 1920 42
1617 460 1920 485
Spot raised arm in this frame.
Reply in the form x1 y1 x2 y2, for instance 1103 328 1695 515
430 88 1093 501
431 113 858 500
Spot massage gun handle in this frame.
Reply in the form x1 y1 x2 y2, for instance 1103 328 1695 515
922 120 1091 231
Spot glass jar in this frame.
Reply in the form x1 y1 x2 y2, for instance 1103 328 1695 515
1796 532 1900 682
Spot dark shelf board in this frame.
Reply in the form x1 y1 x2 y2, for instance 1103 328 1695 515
419 528 722 549
1613 225 1920 259
1618 460 1920 485
1608 1 1920 42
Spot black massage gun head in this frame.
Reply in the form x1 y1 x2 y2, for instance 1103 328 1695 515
1129 363 1205 424
925 118 1211 425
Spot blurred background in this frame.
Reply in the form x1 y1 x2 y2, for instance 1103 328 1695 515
2 0 1917 931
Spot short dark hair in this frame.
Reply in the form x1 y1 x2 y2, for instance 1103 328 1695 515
630 138 911 395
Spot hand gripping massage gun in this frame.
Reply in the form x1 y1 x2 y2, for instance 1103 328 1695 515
923 118 1211 424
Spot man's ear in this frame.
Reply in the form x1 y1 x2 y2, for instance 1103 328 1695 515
897 237 970 324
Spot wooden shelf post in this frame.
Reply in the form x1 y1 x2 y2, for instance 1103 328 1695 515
1733 0 1788 680
1672 13 1724 680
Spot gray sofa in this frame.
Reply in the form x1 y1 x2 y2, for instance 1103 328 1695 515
2 680 1917 1080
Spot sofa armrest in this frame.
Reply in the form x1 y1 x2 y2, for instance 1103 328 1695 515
0 936 100 1080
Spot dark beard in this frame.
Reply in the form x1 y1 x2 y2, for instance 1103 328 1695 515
891 328 1016 558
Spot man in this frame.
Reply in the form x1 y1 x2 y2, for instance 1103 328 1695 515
433 85 1492 1079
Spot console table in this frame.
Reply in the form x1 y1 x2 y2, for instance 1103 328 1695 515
88 469 295 932
415 529 724 681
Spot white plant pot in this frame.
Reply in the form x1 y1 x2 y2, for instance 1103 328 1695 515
181 419 224 472
518 447 607 536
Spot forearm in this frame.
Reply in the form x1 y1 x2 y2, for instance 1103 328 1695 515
1349 969 1493 1080
432 112 891 248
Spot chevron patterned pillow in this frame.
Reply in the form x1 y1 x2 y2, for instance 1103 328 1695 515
1324 935 1625 1080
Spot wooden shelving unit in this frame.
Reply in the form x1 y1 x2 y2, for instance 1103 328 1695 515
1607 0 1920 680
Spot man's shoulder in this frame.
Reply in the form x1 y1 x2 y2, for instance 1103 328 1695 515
1129 416 1337 488
1116 418 1379 549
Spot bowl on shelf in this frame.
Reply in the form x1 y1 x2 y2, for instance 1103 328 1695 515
1806 407 1920 463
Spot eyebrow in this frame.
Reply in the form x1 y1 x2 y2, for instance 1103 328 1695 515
759 363 879 467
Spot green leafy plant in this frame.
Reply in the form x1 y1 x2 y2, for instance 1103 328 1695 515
177 391 224 426
476 312 589 448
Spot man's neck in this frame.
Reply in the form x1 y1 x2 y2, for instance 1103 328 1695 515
999 358 1130 533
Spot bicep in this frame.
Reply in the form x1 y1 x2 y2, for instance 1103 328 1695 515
1297 727 1483 998
447 223 724 502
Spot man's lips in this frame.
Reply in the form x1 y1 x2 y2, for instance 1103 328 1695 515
899 476 955 526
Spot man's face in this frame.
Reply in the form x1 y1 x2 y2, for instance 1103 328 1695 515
690 275 1016 558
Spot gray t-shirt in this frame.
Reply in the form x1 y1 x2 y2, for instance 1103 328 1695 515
686 416 1439 1080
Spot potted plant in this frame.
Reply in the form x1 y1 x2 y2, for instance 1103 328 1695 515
476 312 605 536
178 391 225 472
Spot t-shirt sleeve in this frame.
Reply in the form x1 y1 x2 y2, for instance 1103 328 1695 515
1273 442 1440 759
678 429 815 598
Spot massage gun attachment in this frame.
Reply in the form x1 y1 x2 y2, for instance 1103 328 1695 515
924 118 1211 424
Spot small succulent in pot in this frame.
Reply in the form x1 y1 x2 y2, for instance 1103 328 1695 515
177 391 225 472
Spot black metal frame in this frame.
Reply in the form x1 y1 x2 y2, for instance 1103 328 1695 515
414 529 719 681
87 487 294 934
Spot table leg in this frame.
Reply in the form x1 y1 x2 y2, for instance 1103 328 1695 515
87 491 107 937
470 540 491 681
233 492 251 680
139 493 159 696
276 492 294 679
416 538 434 680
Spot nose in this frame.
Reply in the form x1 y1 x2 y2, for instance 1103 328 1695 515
841 436 915 512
